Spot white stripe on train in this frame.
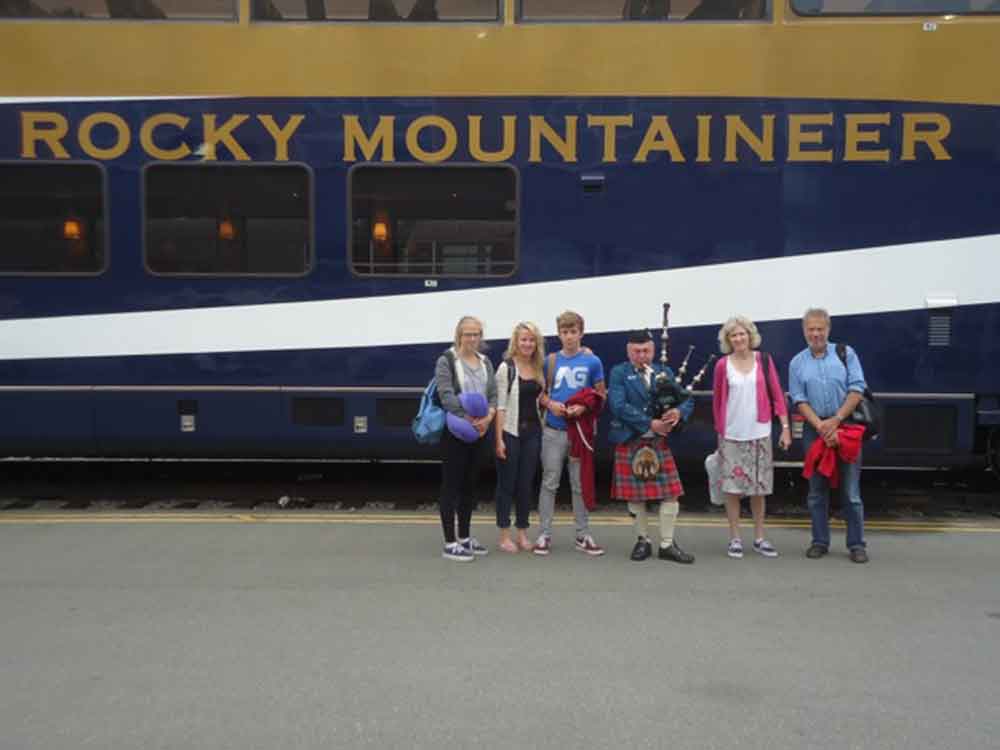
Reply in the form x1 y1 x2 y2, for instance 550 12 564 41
0 234 996 362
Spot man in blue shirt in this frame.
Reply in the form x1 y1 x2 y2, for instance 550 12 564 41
788 308 870 563
533 311 606 557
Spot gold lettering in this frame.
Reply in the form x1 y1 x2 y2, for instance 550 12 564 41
257 114 305 162
633 116 685 163
468 115 516 163
696 115 712 163
843 113 890 162
343 115 395 162
787 114 833 162
406 115 458 163
528 116 578 163
587 115 633 163
139 113 191 161
78 112 130 160
202 114 250 161
20 111 70 159
902 113 952 161
724 115 775 163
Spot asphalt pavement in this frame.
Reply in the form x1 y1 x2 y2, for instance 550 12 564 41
1 512 998 750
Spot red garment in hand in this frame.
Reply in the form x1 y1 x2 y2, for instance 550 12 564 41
566 387 605 511
802 423 866 488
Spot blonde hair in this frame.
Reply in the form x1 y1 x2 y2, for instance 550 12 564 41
503 321 545 380
453 316 484 350
718 315 762 354
556 310 584 333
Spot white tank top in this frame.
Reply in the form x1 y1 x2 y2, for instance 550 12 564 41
724 359 771 441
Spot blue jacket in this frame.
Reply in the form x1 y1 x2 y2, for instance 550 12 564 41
607 361 695 445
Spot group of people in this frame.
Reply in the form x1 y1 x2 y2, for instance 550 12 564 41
433 308 871 565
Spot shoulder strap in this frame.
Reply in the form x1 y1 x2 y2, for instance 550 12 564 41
835 343 850 387
758 351 774 413
545 353 557 394
503 358 516 390
444 349 460 394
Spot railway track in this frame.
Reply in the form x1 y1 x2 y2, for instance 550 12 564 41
1 462 996 518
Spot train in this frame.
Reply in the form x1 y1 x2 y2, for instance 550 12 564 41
1 0 999 472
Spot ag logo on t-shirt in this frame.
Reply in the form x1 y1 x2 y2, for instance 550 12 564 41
554 366 590 390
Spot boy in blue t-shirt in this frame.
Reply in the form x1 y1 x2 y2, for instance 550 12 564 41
533 311 606 557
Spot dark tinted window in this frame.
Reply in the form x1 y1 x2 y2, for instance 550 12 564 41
351 166 517 277
256 0 498 21
520 0 766 20
0 0 236 19
0 163 105 275
792 0 997 13
145 165 311 276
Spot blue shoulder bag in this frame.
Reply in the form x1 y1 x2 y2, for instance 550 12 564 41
412 350 456 445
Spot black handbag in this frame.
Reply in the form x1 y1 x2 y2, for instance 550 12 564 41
835 344 880 441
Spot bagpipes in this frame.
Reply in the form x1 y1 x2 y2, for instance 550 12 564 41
630 303 717 481
648 303 716 423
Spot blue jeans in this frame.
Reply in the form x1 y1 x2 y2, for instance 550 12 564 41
495 426 541 529
802 426 866 550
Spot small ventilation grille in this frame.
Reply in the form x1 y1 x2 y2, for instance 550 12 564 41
928 311 952 347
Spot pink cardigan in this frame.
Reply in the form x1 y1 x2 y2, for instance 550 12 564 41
712 352 788 436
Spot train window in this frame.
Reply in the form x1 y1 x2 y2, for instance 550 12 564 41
144 164 311 276
0 1 237 19
792 0 999 14
253 0 499 21
0 163 105 275
519 0 766 21
350 165 517 278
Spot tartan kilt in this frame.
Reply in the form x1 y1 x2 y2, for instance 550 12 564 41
611 436 684 502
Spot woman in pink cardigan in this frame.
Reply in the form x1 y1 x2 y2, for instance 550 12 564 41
711 316 792 559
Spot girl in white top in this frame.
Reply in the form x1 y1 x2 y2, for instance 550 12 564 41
494 322 546 553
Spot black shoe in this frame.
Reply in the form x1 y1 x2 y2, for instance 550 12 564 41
630 537 653 561
806 544 829 559
658 543 694 564
849 547 869 564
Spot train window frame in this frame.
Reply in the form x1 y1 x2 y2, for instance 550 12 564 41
347 162 520 280
142 161 315 279
516 0 772 22
789 0 1000 15
250 0 503 23
0 1 238 21
0 160 109 278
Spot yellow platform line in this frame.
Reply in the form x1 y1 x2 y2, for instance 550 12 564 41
0 512 998 533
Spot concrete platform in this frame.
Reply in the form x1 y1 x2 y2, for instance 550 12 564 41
1 511 997 750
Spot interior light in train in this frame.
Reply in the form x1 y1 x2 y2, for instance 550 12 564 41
62 218 83 241
218 217 236 241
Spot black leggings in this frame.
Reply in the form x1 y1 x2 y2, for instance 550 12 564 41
439 429 483 543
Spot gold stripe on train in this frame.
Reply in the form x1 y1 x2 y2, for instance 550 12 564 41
2 14 999 105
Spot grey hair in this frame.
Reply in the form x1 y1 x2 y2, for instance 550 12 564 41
802 308 831 327
718 315 762 354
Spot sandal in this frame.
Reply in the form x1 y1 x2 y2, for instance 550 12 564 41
516 534 533 552
498 538 518 554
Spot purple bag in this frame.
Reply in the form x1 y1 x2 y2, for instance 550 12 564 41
446 392 489 443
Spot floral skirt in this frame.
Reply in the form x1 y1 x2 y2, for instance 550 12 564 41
719 436 774 497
